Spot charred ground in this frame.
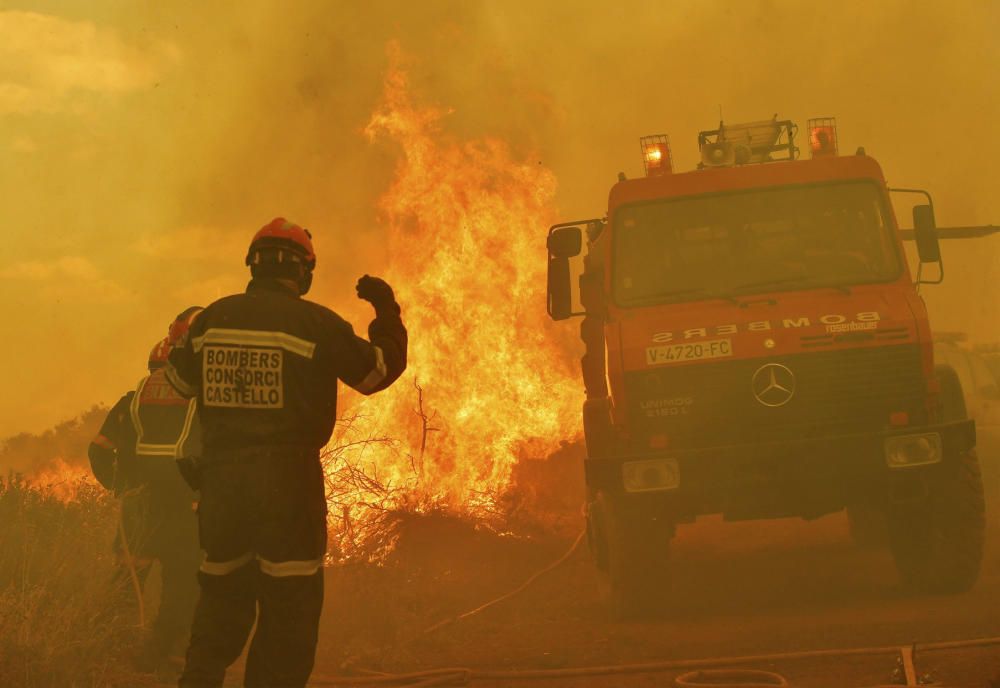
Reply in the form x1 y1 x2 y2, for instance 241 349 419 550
3 422 1000 686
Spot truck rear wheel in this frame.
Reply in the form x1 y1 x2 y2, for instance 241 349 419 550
846 504 887 548
595 491 672 620
888 448 985 593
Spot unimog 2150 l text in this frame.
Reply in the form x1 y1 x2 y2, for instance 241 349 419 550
546 118 988 618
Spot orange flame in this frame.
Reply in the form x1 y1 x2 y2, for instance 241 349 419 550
27 457 95 503
329 44 581 516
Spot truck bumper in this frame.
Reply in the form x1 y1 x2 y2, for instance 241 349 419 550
585 420 976 520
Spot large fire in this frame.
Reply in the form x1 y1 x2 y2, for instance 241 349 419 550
325 44 581 533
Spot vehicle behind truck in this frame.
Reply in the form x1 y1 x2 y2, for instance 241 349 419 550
547 117 987 618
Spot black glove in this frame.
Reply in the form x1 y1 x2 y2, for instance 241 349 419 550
88 445 117 492
176 455 203 491
356 275 397 312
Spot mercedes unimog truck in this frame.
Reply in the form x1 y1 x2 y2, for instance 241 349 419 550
546 117 986 618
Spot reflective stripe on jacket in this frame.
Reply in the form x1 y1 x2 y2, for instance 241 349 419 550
165 278 407 453
130 368 200 459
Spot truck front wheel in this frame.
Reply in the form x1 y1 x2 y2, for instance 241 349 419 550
595 490 673 620
888 448 985 594
846 504 888 548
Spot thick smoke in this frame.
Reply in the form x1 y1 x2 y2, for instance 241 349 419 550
0 0 997 437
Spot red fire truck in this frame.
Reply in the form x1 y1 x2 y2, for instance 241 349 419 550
547 117 988 618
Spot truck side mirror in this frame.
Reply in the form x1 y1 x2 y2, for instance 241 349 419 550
547 226 582 258
913 204 941 263
548 256 573 320
547 220 600 320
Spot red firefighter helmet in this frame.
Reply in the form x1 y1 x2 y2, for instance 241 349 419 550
148 337 171 371
149 307 203 372
245 218 316 269
168 306 203 346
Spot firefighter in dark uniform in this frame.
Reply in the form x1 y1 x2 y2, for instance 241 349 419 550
88 308 204 672
165 218 407 688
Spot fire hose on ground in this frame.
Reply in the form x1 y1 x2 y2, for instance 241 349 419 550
305 527 1000 687
310 632 1000 687
117 485 147 628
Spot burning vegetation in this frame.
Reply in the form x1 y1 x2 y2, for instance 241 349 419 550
3 48 585 565
322 44 582 558
0 50 590 683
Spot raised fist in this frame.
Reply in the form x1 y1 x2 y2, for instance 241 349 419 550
356 275 396 310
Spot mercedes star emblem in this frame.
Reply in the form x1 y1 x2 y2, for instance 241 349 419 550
751 363 796 407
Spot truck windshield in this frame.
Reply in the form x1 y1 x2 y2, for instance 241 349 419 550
613 182 901 306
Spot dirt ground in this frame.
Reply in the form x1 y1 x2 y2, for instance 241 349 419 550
205 430 1000 688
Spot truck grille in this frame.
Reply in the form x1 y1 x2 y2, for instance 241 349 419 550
625 344 925 450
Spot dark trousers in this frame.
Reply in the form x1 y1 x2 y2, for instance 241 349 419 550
179 452 327 688
153 513 202 657
112 490 201 658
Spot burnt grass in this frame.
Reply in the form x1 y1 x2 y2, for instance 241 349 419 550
319 512 579 674
316 442 589 672
0 443 589 685
0 476 160 688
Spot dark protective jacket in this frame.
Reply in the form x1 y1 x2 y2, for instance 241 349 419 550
165 278 407 453
130 369 199 459
130 368 200 509
89 370 201 663
89 392 137 492
89 369 200 502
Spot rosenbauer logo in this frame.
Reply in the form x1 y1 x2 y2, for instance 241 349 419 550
651 311 881 343
825 321 878 334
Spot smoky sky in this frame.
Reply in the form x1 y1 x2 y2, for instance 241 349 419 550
0 0 997 437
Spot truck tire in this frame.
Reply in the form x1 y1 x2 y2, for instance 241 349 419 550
934 365 968 423
888 448 985 593
888 365 983 593
846 504 887 548
596 490 672 620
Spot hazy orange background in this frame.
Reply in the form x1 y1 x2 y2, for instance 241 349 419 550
1 0 997 438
